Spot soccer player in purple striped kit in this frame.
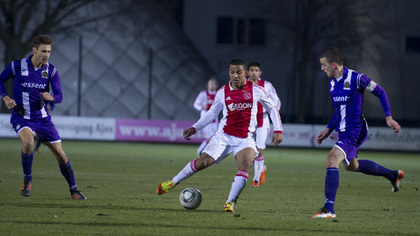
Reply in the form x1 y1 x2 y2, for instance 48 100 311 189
0 35 86 200
312 47 404 218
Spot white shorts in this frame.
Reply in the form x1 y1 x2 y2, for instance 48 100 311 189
203 130 257 164
202 122 218 139
256 126 270 150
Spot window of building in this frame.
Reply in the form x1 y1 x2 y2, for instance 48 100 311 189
236 18 245 44
406 37 420 54
249 18 265 45
217 17 234 44
216 16 266 46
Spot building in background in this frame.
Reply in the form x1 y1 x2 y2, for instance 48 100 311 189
1 0 419 126
183 0 420 126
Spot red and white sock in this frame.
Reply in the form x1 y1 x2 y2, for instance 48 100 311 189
172 159 199 184
227 170 248 203
197 140 208 155
253 156 264 182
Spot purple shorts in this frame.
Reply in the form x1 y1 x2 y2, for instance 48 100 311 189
335 124 368 166
11 113 61 143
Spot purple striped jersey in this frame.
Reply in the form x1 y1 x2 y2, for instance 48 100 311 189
0 56 63 120
327 67 391 132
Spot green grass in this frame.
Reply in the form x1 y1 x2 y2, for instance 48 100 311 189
0 138 419 235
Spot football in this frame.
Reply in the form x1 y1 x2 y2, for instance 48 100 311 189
179 187 202 210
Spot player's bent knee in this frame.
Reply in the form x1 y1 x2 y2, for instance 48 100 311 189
343 165 357 172
343 160 359 172
56 154 68 165
21 141 34 153
237 158 254 171
326 150 344 168
196 153 215 170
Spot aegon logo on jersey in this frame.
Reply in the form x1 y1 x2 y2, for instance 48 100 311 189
227 103 252 111
21 82 47 89
333 96 349 102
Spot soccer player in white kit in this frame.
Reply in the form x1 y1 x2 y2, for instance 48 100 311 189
193 77 219 155
247 62 281 187
157 59 283 212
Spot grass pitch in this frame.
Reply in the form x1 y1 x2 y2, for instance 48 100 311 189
0 138 419 235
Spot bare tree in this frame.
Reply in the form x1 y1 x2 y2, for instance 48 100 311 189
0 0 130 112
261 0 389 123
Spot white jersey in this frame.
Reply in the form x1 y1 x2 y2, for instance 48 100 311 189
192 80 282 139
252 78 281 128
260 79 281 112
193 90 218 122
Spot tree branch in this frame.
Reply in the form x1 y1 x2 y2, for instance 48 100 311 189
16 0 40 40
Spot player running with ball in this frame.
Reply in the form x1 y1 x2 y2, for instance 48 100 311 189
157 59 283 212
0 35 86 200
312 47 404 218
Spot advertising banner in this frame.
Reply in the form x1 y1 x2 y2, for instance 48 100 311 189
115 119 204 143
0 114 115 140
363 127 420 151
0 114 15 138
1 113 418 151
266 124 315 147
52 116 115 140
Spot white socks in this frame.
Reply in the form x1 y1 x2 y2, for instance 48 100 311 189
172 160 198 184
227 170 248 203
253 156 264 182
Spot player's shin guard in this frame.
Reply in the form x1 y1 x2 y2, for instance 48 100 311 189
253 156 264 182
324 168 339 213
227 170 248 203
59 160 77 190
21 151 33 180
172 159 199 185
357 160 395 181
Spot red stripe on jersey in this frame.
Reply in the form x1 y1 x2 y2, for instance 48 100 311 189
206 90 216 123
205 90 216 110
257 79 265 128
223 81 254 138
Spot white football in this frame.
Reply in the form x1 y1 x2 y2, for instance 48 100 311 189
179 187 202 210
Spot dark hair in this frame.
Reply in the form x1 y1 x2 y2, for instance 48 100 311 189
33 35 53 49
230 59 247 69
208 76 218 85
319 47 344 65
247 62 262 70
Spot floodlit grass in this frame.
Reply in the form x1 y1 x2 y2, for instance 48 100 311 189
0 138 419 235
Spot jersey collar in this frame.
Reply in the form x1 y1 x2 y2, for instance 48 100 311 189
334 67 348 83
229 80 250 90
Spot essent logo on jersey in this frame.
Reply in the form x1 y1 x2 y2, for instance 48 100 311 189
21 82 47 89
228 103 252 111
333 96 349 102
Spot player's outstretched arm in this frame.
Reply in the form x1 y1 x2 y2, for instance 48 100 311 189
386 116 401 133
183 127 196 141
316 128 332 145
